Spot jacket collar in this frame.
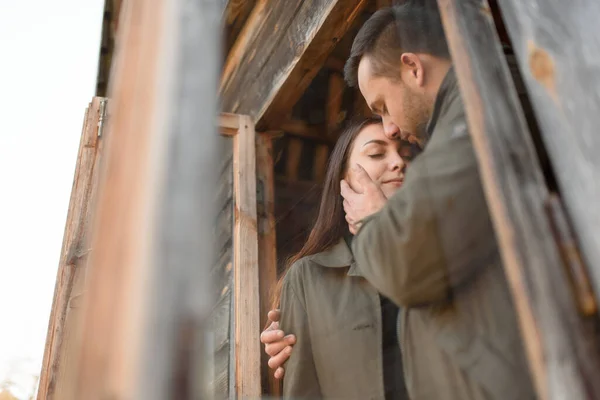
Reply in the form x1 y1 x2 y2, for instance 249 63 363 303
426 66 458 138
305 238 362 277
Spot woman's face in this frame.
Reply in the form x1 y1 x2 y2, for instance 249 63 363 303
345 123 412 199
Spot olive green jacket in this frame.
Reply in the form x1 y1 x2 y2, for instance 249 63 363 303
279 239 407 400
352 68 536 400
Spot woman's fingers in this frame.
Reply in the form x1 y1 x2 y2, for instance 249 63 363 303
274 367 285 379
267 309 281 322
264 334 296 357
260 325 282 344
268 345 293 369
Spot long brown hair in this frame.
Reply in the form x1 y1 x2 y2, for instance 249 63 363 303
270 117 383 310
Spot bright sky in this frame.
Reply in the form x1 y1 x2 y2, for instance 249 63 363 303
0 1 104 397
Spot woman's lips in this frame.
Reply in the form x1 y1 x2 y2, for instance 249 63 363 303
383 178 404 186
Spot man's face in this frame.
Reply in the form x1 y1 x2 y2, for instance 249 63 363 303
358 56 430 142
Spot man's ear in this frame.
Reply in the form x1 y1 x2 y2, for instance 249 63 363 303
400 53 425 88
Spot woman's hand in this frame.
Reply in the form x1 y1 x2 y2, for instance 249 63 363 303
260 309 297 379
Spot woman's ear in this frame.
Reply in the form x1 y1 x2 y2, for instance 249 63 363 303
400 53 425 88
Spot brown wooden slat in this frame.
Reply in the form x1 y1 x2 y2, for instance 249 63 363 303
220 0 369 129
233 115 262 397
496 0 600 301
37 98 105 400
437 1 600 399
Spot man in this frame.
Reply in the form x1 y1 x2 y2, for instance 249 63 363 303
262 3 535 399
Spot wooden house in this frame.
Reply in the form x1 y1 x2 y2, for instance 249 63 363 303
38 0 600 399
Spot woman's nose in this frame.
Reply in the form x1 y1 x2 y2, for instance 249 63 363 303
390 154 406 172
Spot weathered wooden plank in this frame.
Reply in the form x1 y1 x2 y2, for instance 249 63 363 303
215 201 234 257
72 0 221 398
221 0 369 129
233 115 262 397
224 0 258 53
496 0 600 301
437 1 600 399
256 134 280 397
215 159 233 210
38 97 105 400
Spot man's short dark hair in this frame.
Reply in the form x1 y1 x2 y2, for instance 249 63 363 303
344 1 450 87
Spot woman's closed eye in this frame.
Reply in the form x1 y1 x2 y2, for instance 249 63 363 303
368 153 385 159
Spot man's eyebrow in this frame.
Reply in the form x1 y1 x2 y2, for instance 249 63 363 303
369 97 383 113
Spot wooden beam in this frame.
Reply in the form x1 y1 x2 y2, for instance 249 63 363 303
280 119 334 144
220 0 369 129
496 0 600 300
437 1 600 400
37 97 106 400
219 112 241 136
71 0 221 398
256 133 280 397
233 116 262 397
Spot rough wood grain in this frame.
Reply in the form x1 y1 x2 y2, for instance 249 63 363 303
72 0 222 398
256 134 280 397
37 98 105 400
233 115 262 397
224 0 258 53
496 0 600 302
437 1 600 399
220 0 369 129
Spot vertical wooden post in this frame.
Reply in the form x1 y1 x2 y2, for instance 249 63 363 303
38 97 106 400
233 115 262 398
285 138 303 181
256 133 280 397
496 0 600 306
437 1 600 399
326 72 344 132
70 0 222 398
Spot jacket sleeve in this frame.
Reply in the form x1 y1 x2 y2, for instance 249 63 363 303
279 267 322 399
352 115 498 307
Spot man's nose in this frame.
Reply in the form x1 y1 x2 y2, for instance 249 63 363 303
383 120 400 139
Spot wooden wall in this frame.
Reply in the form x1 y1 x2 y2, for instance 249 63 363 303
209 136 235 399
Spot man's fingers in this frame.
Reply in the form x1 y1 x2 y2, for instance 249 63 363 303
274 367 285 379
340 179 358 200
345 213 355 225
268 346 293 369
351 164 376 189
267 309 281 322
260 328 283 344
349 224 357 235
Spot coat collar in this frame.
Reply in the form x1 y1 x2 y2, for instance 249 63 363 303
426 66 458 138
305 238 362 277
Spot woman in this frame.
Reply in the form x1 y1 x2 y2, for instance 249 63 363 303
272 117 417 399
